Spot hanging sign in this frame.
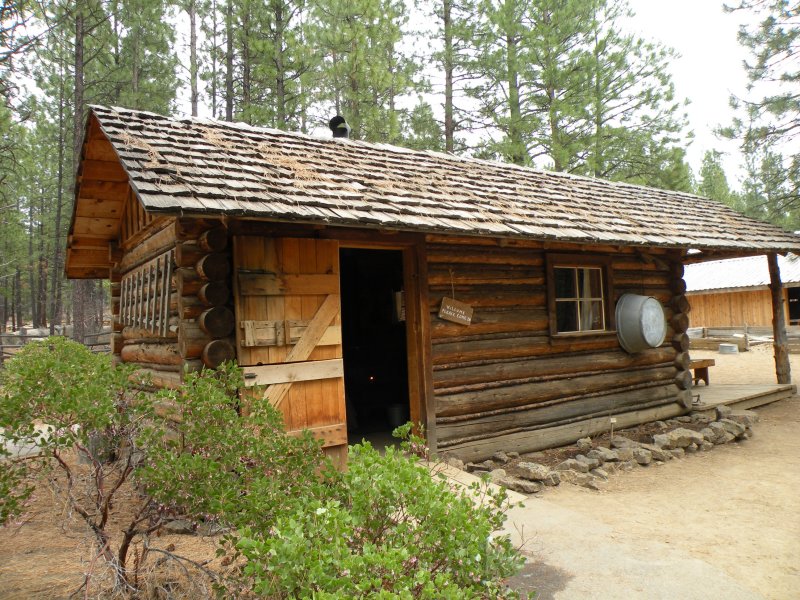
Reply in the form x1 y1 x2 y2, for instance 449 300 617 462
439 297 474 326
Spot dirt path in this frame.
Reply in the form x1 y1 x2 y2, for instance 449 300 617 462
536 345 800 599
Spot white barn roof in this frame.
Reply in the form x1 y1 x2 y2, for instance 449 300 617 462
685 254 800 293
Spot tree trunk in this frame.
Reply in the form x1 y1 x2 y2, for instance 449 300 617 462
49 56 66 335
72 4 91 343
767 253 791 384
443 0 454 153
189 0 198 117
28 197 38 326
274 0 286 128
13 268 22 330
505 29 524 165
225 0 234 121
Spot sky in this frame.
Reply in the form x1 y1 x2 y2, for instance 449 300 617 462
626 0 753 183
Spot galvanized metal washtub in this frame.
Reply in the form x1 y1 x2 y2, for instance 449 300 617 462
615 294 667 354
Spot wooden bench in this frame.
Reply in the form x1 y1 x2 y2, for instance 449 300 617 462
689 358 716 386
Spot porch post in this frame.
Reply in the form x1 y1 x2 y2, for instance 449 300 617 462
767 253 791 384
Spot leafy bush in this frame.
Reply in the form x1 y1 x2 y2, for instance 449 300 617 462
2 345 524 597
0 337 158 591
142 367 523 597
139 362 328 531
237 439 523 598
0 337 139 525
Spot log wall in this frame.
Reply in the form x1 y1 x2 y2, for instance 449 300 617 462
425 235 690 460
687 288 789 328
112 214 235 389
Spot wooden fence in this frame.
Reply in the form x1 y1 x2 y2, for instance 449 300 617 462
688 325 800 353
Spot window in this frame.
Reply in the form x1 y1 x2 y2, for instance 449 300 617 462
546 255 613 335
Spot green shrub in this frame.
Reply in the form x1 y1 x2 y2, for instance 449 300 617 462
0 337 140 526
139 362 330 531
2 346 525 597
235 439 523 599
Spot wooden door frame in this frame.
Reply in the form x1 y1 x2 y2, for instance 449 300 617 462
338 234 437 452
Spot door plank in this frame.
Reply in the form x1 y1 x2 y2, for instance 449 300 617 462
244 359 344 385
260 294 341 409
238 272 340 296
287 423 348 448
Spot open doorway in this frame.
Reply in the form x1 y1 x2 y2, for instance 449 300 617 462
788 287 800 325
340 248 410 448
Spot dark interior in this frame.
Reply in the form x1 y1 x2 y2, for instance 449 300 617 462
340 248 409 443
789 287 800 324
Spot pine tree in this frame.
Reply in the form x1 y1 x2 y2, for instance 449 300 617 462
582 0 689 184
724 0 799 213
309 0 421 142
108 0 179 113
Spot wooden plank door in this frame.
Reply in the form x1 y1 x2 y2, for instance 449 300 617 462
233 236 347 465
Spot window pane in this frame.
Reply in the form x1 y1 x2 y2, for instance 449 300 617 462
556 301 578 332
554 268 576 298
578 268 602 298
579 300 604 331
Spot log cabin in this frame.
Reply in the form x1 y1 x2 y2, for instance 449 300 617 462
64 106 800 463
685 254 800 327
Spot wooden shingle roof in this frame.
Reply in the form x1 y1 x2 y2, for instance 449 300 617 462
76 105 800 255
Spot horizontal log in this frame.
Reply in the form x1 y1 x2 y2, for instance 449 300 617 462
196 253 230 281
670 278 688 295
670 312 690 334
173 267 203 295
174 217 224 241
436 364 678 418
123 361 183 373
202 339 236 368
198 226 228 253
433 346 676 389
612 271 671 287
179 322 211 359
426 245 544 266
671 294 691 314
674 351 690 370
431 308 548 339
428 269 544 287
172 294 205 320
674 370 692 390
441 401 686 461
672 333 690 352
198 281 230 307
182 359 205 373
431 332 619 365
120 342 182 365
436 383 679 443
119 219 176 272
129 367 182 390
426 288 546 310
175 242 206 268
122 320 178 340
199 306 235 338
112 333 124 355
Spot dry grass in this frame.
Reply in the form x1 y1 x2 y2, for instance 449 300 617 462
0 460 223 599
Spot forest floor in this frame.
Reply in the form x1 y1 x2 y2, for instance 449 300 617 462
1 343 798 598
